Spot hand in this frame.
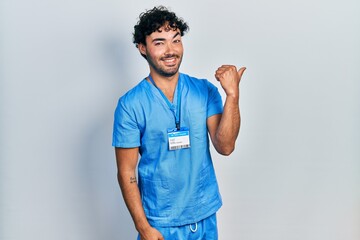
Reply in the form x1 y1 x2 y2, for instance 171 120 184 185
139 226 164 240
215 65 246 97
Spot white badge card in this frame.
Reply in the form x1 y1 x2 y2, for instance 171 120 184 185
167 127 190 150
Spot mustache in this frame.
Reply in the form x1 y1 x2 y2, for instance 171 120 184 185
161 54 179 60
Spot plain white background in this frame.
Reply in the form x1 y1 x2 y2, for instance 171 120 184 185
1 0 359 239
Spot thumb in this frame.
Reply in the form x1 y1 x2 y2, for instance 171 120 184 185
237 67 246 79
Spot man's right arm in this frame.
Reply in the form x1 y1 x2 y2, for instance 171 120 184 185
115 147 164 240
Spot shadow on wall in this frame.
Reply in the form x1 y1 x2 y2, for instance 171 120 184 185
78 36 138 240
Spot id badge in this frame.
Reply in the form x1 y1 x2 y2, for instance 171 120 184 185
167 127 191 150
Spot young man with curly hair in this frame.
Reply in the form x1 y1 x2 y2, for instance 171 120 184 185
113 6 246 240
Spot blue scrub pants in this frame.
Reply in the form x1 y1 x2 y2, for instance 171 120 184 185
137 213 218 240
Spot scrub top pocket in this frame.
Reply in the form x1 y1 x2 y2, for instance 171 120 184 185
188 109 207 142
140 178 171 218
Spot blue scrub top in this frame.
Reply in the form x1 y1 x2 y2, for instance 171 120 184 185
113 73 223 227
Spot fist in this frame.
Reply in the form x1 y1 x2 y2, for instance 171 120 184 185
215 65 246 97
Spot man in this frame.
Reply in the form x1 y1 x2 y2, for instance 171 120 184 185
113 6 246 240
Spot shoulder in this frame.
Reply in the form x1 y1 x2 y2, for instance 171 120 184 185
118 79 149 104
115 79 150 114
180 72 206 84
180 73 218 92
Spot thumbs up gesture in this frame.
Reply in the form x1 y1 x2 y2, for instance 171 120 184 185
215 65 246 97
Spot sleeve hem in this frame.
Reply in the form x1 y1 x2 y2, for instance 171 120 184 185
112 142 141 148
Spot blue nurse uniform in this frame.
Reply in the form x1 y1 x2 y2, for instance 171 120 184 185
113 73 223 228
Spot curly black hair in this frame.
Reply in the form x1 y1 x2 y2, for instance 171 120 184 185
133 6 189 48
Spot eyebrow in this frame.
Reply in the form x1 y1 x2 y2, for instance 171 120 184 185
152 32 181 42
173 32 180 39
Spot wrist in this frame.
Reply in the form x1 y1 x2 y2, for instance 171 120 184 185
224 87 239 98
135 221 152 235
226 92 239 101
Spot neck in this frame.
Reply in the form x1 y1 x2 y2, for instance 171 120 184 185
149 70 179 90
149 71 179 102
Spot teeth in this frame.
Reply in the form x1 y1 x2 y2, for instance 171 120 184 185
164 58 175 62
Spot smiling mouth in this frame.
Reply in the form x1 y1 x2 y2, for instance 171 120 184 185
162 57 177 66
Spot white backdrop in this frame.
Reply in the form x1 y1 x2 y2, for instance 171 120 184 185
1 0 359 239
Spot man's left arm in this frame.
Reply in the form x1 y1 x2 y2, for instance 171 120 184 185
207 65 246 155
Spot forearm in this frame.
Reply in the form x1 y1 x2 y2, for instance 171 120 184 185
214 94 241 155
211 65 245 155
118 170 151 233
115 148 163 240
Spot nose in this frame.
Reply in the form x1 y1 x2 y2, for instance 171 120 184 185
164 42 175 55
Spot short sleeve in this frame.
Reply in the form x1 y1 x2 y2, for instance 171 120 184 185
206 81 223 118
112 98 141 148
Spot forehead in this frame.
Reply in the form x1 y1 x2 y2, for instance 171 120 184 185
147 25 181 40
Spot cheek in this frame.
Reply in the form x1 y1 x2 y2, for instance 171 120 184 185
147 48 163 58
175 44 184 53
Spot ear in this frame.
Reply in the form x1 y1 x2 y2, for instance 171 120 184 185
138 43 147 56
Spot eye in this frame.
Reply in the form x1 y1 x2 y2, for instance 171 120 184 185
154 41 163 46
173 39 181 43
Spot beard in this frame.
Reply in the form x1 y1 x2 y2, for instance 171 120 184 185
146 53 183 77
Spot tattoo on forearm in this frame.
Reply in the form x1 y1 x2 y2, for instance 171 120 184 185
130 176 137 184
